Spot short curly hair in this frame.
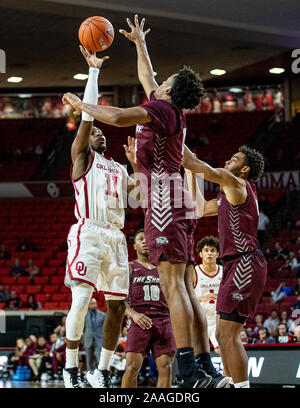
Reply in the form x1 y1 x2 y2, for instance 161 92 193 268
238 145 265 181
196 236 220 253
170 66 205 110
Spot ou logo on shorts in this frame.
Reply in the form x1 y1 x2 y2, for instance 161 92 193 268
75 261 87 276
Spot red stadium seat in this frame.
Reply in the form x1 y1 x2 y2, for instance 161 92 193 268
0 276 16 285
58 302 70 310
26 285 42 294
51 276 65 285
34 276 49 285
43 285 59 293
49 259 64 267
0 302 6 309
41 267 57 276
51 293 67 302
9 285 24 293
44 302 59 310
16 277 31 285
60 286 69 293
36 293 50 302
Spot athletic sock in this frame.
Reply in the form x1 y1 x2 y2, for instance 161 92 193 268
234 380 250 388
195 352 216 373
98 348 114 371
65 347 78 369
176 347 196 377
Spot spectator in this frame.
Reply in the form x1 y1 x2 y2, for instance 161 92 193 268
52 339 66 378
272 242 289 260
0 284 10 302
34 144 43 155
25 259 40 280
53 315 66 335
0 243 10 260
83 298 106 371
246 326 254 340
293 294 300 310
5 290 22 310
279 310 295 333
279 252 299 273
264 309 280 337
22 337 36 367
10 258 26 277
271 281 292 303
10 338 27 370
22 294 42 310
255 327 276 344
257 209 269 248
253 313 265 335
276 322 291 343
28 336 51 380
294 326 300 343
240 328 251 344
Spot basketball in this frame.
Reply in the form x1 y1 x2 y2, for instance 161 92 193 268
78 16 114 52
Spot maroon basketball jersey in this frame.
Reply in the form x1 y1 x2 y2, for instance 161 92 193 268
136 91 195 218
128 259 169 316
217 179 260 258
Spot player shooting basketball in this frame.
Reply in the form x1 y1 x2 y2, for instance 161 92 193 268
62 45 138 388
63 14 227 388
183 145 267 388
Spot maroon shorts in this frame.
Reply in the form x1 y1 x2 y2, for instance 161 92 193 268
144 208 197 265
216 251 267 318
125 314 176 359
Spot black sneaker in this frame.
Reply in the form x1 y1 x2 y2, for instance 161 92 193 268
196 361 230 388
63 367 83 388
176 367 212 388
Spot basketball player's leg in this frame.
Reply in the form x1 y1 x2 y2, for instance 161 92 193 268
121 352 144 388
157 261 211 387
216 312 249 387
64 282 94 387
185 265 229 387
155 353 175 388
216 315 231 377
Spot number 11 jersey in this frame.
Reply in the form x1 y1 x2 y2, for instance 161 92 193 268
71 150 130 228
128 260 169 317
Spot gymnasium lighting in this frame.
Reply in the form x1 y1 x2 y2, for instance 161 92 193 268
210 69 226 76
7 76 23 83
73 73 89 80
229 88 243 93
269 67 285 74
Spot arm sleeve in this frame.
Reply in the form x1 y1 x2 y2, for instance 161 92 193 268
82 67 99 122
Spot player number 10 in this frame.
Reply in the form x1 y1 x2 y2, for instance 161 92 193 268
143 285 160 301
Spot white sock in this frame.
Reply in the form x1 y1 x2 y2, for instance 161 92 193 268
98 348 114 371
65 347 79 369
234 380 250 388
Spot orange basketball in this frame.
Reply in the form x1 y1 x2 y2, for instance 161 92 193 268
78 16 114 52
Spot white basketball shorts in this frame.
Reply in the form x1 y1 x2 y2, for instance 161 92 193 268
65 218 129 300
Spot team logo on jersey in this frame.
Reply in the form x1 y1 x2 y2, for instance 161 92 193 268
156 236 169 246
232 292 243 301
136 125 143 133
75 261 87 276
217 198 222 206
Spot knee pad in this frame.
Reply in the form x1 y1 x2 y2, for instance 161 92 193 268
66 283 94 341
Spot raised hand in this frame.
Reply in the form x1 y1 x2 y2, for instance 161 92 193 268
62 92 82 116
123 136 137 165
119 14 150 43
79 45 109 69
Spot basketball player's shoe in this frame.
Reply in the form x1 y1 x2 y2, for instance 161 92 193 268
86 368 112 388
175 367 212 388
63 367 84 388
195 359 230 388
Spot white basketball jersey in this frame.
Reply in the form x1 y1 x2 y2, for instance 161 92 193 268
72 151 130 228
194 264 223 317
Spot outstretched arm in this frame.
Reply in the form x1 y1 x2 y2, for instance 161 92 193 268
62 94 152 128
71 46 109 164
185 168 218 217
119 14 158 99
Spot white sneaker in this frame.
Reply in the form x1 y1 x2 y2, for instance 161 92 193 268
63 367 83 388
86 369 111 388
